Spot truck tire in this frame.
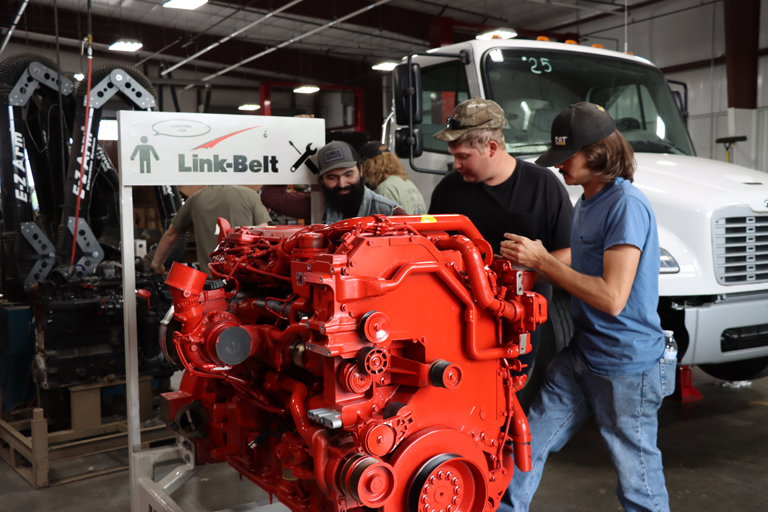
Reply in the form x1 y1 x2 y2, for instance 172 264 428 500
698 357 768 382
518 288 573 411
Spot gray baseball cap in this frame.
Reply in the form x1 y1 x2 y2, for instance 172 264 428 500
434 97 509 142
316 141 359 177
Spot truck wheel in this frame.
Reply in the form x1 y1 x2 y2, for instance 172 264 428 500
518 289 573 411
698 357 768 381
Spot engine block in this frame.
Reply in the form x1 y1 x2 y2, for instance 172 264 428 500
160 214 546 512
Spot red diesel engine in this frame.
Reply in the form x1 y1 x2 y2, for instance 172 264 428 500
160 214 546 512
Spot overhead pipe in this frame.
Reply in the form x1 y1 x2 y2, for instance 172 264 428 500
162 0 306 76
0 0 30 55
190 0 394 88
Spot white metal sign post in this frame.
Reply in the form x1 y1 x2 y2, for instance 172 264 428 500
117 111 324 512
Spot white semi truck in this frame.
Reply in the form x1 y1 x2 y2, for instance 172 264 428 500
384 39 768 388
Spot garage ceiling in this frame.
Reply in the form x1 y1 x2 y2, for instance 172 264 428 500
5 0 653 86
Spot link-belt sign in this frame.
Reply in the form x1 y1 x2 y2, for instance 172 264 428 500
118 111 324 186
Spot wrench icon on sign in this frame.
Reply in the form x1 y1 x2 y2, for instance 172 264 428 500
290 142 319 173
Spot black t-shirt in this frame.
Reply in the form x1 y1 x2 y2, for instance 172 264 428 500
429 159 573 254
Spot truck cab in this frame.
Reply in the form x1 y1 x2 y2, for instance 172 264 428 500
385 39 768 381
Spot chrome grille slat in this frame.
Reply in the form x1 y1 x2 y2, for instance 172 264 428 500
713 209 768 285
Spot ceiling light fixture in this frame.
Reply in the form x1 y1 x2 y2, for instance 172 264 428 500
109 39 143 52
238 104 261 111
372 62 398 71
294 86 320 94
163 0 208 10
476 29 517 40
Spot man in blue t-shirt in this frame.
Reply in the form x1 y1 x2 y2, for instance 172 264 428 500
498 103 674 512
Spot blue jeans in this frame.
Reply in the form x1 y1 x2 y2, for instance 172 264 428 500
499 346 675 512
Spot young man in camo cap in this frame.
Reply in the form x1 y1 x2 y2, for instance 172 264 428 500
428 97 573 380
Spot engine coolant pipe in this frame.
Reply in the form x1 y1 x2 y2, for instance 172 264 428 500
435 235 524 322
166 262 208 333
509 388 532 472
264 373 397 507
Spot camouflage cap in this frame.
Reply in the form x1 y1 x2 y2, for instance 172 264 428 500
433 97 509 142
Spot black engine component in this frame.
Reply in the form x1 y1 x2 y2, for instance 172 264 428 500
31 266 176 420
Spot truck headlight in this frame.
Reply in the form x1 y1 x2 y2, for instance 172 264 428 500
660 248 680 274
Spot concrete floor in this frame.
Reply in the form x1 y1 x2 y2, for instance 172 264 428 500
1 367 767 512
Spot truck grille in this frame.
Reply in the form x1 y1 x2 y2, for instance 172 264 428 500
713 208 768 285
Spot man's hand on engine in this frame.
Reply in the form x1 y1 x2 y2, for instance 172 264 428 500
151 262 166 275
500 233 548 269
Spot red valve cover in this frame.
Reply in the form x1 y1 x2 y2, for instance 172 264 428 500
160 214 547 512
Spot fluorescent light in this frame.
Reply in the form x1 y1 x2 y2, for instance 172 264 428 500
372 62 398 71
163 0 208 9
109 39 143 52
294 86 319 94
97 119 118 141
476 29 517 40
74 73 84 81
238 104 261 111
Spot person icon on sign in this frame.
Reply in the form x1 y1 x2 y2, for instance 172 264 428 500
131 136 159 174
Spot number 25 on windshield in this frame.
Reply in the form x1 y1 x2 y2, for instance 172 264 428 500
524 57 552 74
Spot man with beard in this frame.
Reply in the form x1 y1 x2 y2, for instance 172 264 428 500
261 141 406 222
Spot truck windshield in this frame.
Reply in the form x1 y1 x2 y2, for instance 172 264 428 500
482 48 693 157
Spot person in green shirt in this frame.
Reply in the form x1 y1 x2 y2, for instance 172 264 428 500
151 185 270 274
359 142 426 215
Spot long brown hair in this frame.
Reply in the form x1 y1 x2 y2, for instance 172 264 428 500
363 147 411 188
580 130 636 182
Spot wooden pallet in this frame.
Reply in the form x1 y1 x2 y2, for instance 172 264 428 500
0 376 176 488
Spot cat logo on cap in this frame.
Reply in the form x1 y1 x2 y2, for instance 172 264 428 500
555 136 568 146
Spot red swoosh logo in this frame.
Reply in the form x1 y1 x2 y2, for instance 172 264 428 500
193 126 261 149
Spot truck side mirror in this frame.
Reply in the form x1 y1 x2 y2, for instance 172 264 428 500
394 63 422 125
395 127 423 158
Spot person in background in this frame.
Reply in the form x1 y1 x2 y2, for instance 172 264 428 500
359 141 426 215
498 103 673 512
151 185 270 274
429 97 573 381
260 140 406 222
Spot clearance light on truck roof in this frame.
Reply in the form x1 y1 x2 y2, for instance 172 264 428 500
537 36 550 41
476 29 517 40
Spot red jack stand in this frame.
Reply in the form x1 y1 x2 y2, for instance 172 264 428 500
667 365 704 402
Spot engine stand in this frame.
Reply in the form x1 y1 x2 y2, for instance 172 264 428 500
667 365 704 402
132 438 292 512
